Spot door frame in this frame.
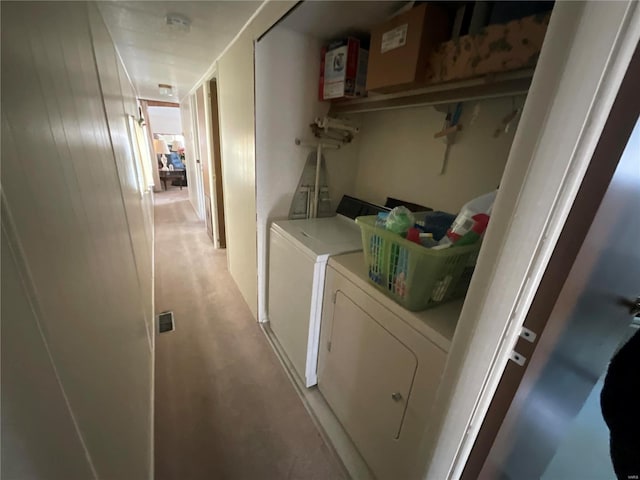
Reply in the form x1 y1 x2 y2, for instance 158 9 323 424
418 2 640 479
193 76 227 249
462 39 640 479
208 78 226 249
187 94 205 219
195 82 216 243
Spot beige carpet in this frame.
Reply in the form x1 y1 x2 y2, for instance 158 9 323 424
154 187 346 480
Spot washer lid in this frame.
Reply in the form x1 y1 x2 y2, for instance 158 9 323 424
272 216 363 257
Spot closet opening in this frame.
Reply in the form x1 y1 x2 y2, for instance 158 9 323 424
255 1 561 479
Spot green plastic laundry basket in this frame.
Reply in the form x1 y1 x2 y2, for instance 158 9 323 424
356 216 481 311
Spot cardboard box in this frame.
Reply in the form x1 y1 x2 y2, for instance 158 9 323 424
425 12 551 84
319 37 368 100
366 3 451 93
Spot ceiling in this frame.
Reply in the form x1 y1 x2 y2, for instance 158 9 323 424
278 1 404 41
98 1 262 102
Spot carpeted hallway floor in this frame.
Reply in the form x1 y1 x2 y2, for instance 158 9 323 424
154 188 346 480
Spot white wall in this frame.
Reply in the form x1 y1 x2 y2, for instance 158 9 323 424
1 3 153 479
148 106 183 135
255 27 362 322
216 0 297 319
1 229 96 480
351 98 522 214
92 5 155 346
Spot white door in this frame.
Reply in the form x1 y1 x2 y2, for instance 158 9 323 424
478 117 640 480
186 94 205 219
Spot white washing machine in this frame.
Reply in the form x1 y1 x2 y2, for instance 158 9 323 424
267 196 387 387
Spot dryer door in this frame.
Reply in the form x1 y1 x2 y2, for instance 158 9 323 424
319 291 417 474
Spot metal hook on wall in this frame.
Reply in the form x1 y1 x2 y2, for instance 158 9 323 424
494 97 521 138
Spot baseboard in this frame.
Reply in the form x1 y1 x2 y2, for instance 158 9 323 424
260 323 374 480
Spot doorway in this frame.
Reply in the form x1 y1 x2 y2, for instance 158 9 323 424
463 46 640 479
144 101 186 194
208 79 226 249
193 80 226 248
195 84 215 243
185 95 206 219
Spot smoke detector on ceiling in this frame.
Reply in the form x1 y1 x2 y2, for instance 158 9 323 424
165 13 191 33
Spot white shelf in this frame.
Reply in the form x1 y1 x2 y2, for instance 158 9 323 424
329 68 534 115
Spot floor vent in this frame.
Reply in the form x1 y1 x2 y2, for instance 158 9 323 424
158 311 175 333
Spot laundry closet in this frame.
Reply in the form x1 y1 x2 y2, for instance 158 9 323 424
254 2 554 478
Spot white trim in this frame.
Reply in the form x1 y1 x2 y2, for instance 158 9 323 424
181 1 271 102
420 2 640 479
304 256 330 387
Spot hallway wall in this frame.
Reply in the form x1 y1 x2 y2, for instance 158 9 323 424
1 2 153 479
216 0 297 319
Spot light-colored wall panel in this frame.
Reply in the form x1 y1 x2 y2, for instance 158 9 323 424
118 57 155 321
1 2 153 478
216 0 297 318
352 98 521 214
1 165 96 480
89 3 154 349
